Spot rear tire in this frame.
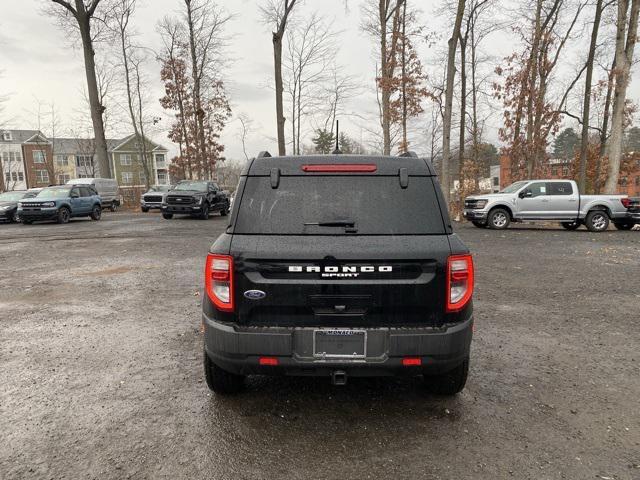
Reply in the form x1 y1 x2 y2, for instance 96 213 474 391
110 202 118 212
10 211 19 223
57 207 71 224
613 222 633 230
424 357 469 396
487 208 510 230
561 221 580 230
162 213 173 220
471 221 487 228
141 207 149 213
585 210 610 232
220 203 230 216
90 205 101 221
204 350 244 394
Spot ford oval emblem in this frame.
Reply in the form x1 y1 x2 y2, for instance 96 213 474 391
244 290 266 300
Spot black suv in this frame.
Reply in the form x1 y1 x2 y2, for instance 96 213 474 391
162 180 230 220
202 153 474 395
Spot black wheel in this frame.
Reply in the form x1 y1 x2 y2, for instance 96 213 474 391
561 221 580 230
57 207 71 224
220 204 230 216
162 213 173 220
487 208 510 230
200 203 210 220
141 207 150 213
204 350 244 394
110 202 118 212
90 205 102 221
471 221 486 228
423 357 469 396
585 210 609 232
613 222 633 230
10 210 19 223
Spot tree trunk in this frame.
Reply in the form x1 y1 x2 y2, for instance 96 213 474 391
603 0 639 193
578 0 603 193
441 0 466 204
380 1 391 155
458 27 468 210
400 0 407 153
274 32 286 155
77 8 110 177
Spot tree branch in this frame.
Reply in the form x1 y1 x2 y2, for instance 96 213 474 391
556 110 603 134
50 0 78 18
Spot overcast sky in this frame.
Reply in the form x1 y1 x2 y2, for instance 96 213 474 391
0 0 638 163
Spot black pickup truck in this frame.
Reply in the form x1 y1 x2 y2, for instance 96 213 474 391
162 180 230 220
202 152 474 395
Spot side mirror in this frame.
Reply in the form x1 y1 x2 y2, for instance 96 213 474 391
519 190 532 199
71 193 79 198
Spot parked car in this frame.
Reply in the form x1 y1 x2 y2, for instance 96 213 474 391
0 190 38 223
18 185 102 224
463 179 629 232
66 178 120 212
202 152 473 395
162 180 230 220
141 185 173 212
625 197 640 228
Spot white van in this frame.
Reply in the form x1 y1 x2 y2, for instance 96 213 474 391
67 178 120 211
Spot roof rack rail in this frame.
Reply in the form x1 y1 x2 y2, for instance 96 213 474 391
398 151 418 158
257 151 272 158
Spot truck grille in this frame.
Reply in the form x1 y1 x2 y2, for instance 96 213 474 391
167 196 195 205
144 195 163 203
20 202 46 208
464 199 484 209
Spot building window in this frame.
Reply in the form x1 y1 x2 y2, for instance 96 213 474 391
4 172 9 183
155 154 165 165
2 151 21 163
56 155 69 166
76 155 93 167
6 171 24 182
78 174 90 179
33 150 46 163
551 167 558 176
36 170 49 183
139 172 146 184
121 154 132 166
58 174 70 185
121 172 133 185
158 172 167 184
561 167 569 176
2 132 12 141
619 176 628 186
635 176 640 186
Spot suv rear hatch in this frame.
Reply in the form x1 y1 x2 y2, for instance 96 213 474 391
227 158 453 328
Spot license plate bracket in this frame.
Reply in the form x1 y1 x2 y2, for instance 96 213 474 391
313 329 366 359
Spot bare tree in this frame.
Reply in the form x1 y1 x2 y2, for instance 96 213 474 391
284 13 336 154
603 0 639 193
362 0 406 155
441 0 466 203
320 67 362 136
576 0 606 192
261 0 300 156
47 0 111 177
236 113 254 162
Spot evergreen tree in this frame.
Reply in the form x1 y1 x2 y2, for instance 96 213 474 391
553 128 580 160
312 129 335 154
625 126 640 152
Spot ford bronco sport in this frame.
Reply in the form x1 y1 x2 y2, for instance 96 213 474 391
203 152 474 395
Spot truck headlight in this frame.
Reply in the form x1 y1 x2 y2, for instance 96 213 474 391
17 202 23 208
41 202 55 207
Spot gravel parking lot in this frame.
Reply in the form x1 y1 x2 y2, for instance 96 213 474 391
1 213 639 480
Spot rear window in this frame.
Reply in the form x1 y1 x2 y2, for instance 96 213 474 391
234 176 446 235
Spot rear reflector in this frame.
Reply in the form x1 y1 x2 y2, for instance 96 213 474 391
259 357 279 366
621 198 631 208
302 164 377 173
402 357 422 366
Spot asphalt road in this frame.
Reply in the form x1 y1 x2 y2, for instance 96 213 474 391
1 213 639 480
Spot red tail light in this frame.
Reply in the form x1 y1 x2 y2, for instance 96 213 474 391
302 164 377 173
259 357 279 366
446 254 474 313
205 254 234 312
621 198 631 208
402 357 422 366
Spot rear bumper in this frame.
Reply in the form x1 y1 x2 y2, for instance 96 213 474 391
203 313 473 377
626 211 640 222
463 209 487 222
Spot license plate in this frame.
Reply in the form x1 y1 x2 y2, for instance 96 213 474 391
314 329 366 359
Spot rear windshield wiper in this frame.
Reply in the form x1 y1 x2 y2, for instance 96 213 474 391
304 220 358 233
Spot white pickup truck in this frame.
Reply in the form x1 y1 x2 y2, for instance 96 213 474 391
463 179 633 232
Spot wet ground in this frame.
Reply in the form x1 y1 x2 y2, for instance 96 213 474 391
0 213 639 480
